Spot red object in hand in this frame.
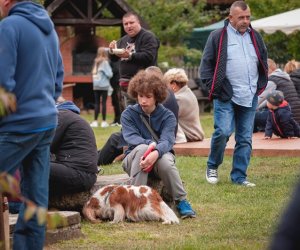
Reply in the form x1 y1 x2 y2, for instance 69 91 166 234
142 142 156 173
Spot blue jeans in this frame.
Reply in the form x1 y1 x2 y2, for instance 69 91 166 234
0 129 55 250
207 96 257 183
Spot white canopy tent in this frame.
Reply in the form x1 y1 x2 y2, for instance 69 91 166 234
251 8 300 35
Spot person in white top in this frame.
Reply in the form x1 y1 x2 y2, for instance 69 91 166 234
164 68 205 143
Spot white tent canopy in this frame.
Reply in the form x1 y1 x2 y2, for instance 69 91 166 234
251 8 300 35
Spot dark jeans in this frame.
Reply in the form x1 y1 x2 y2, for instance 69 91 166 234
208 97 257 183
97 132 123 165
0 129 55 250
254 108 268 132
111 86 121 123
94 90 108 121
49 162 97 196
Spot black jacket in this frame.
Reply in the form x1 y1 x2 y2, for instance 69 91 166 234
50 109 98 173
200 19 268 101
110 28 160 80
290 68 300 99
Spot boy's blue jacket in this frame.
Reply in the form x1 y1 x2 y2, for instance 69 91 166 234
0 2 64 133
121 103 176 157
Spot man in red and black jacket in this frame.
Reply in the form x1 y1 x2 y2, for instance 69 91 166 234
199 1 268 187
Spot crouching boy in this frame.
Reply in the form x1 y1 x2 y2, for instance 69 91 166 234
265 90 300 139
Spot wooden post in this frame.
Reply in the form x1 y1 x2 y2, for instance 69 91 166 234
0 194 9 250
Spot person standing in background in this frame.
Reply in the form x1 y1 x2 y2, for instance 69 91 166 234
109 12 160 108
91 47 113 128
199 1 268 187
109 60 122 126
0 0 63 249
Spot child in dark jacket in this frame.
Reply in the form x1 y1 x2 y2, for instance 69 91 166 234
264 90 300 139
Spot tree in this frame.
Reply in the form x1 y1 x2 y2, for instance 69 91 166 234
126 0 213 66
248 0 300 63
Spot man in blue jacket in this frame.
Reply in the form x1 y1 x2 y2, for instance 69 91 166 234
200 1 268 187
0 0 63 249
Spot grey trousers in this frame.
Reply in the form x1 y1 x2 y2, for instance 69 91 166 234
122 144 187 201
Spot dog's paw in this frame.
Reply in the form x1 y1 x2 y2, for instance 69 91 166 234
162 219 179 225
110 220 123 224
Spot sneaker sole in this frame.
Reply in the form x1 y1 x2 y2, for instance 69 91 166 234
181 214 196 219
206 175 218 184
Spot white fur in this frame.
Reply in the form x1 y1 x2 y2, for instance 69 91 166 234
82 185 179 225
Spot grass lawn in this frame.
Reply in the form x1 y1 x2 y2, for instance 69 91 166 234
48 112 300 250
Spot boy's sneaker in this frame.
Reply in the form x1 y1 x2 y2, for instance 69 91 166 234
176 200 196 219
206 168 218 184
90 121 98 127
101 121 109 128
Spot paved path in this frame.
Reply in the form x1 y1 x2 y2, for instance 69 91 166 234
174 132 300 157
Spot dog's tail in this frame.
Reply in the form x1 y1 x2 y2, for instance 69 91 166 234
160 201 180 224
82 197 100 224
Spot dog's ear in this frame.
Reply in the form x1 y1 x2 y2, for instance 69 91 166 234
82 197 101 223
100 185 116 196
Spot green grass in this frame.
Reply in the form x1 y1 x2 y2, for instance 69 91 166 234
48 112 300 250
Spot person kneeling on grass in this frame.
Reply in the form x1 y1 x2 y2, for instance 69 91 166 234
120 69 196 219
264 90 300 139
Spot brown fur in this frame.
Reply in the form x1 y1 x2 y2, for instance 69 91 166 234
82 185 179 224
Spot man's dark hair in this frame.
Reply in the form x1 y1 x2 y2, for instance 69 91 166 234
122 12 140 22
230 1 248 11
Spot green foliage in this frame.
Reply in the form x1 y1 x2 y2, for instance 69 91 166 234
261 31 300 64
126 0 206 66
0 172 66 229
126 0 206 45
95 26 121 44
248 0 300 19
247 0 300 64
0 87 17 118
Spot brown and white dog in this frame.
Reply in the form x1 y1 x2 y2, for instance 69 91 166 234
82 184 179 224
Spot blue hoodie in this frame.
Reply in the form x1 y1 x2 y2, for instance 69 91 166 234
56 101 80 114
121 104 176 157
0 1 64 133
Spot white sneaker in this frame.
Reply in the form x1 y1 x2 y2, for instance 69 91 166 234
206 168 218 184
110 122 122 127
101 121 109 128
90 121 98 127
240 180 256 187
